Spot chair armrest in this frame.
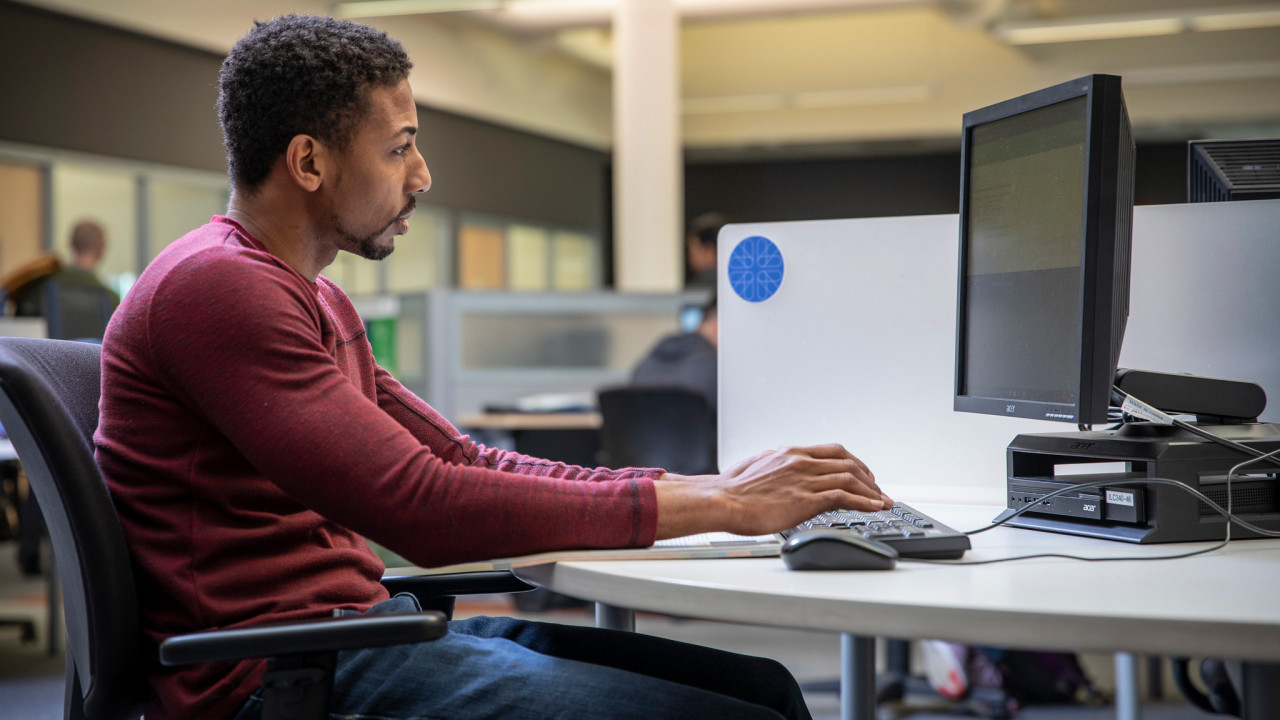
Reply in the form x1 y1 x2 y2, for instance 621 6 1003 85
158 611 447 666
381 570 535 598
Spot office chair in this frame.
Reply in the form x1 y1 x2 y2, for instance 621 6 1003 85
42 277 116 341
0 337 531 720
597 386 716 475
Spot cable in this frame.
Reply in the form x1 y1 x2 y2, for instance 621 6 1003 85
906 541 1227 567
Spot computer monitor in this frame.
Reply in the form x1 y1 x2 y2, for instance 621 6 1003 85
1187 138 1280 203
954 74 1135 427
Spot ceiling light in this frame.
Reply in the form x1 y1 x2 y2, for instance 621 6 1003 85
1189 7 1280 32
682 94 787 115
793 85 934 108
993 5 1280 45
996 16 1185 44
334 0 502 19
682 85 935 114
435 0 926 31
1119 60 1280 86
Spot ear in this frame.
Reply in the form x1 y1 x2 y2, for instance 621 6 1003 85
283 134 326 193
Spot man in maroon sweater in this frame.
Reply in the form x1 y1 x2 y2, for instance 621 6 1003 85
95 15 890 720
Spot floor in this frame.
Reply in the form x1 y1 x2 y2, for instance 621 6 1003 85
0 540 1224 720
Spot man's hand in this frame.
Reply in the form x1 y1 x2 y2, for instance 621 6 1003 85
653 444 891 539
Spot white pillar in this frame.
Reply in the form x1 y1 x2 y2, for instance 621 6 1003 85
613 0 681 292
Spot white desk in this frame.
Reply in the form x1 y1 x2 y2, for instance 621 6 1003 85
515 503 1280 718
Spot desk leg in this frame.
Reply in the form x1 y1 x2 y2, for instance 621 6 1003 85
595 602 635 632
1115 652 1140 720
1241 662 1280 720
841 634 875 720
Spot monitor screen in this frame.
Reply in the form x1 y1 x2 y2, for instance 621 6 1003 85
955 75 1135 426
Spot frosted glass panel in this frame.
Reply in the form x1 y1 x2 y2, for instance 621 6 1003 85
460 313 676 371
386 207 444 293
552 230 598 290
323 251 381 296
148 177 228 259
52 163 138 299
459 223 505 290
0 161 45 280
507 224 549 291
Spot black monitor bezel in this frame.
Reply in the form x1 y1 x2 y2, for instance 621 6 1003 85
954 74 1133 426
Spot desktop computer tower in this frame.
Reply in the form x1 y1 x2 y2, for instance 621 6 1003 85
996 423 1280 543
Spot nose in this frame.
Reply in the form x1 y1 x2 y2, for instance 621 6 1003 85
409 146 431 195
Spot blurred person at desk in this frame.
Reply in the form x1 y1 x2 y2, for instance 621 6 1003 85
685 211 726 288
96 15 891 720
8 219 120 319
633 296 719 411
2 220 119 576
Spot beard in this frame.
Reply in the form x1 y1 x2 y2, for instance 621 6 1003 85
334 196 415 261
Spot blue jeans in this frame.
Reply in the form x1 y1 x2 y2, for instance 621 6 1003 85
232 594 812 719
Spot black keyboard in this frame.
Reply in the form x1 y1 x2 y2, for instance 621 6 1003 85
780 502 970 560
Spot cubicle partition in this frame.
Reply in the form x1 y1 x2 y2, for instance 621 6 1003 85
718 199 1280 505
352 289 709 420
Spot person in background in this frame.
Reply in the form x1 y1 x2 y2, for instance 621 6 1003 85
633 297 718 411
12 220 120 317
685 211 726 288
9 220 119 576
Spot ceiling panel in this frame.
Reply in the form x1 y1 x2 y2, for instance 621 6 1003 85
11 0 1280 155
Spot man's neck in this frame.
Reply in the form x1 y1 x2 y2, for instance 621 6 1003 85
227 186 334 283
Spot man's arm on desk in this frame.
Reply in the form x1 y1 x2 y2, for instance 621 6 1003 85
653 444 891 539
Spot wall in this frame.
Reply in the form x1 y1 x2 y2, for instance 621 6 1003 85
0 0 609 236
685 143 1191 226
0 1 226 172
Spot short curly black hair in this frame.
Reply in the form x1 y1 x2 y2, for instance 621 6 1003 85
218 15 413 191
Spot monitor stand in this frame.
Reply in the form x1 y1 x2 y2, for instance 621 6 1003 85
996 369 1279 543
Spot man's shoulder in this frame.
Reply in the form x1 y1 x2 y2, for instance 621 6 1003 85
148 221 297 295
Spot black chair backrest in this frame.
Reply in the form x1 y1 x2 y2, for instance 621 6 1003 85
597 386 717 475
0 338 144 719
43 278 115 341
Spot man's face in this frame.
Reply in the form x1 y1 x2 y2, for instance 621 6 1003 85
327 79 431 260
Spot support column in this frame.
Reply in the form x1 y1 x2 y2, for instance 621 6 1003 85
613 0 681 291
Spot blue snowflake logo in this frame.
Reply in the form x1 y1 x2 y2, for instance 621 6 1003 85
727 236 784 303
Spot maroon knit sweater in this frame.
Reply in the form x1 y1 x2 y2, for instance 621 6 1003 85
95 216 661 719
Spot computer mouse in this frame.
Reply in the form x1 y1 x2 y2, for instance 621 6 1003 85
780 529 899 571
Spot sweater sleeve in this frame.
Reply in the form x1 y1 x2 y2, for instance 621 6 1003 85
372 364 664 482
146 253 659 567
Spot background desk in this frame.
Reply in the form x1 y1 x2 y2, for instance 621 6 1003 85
516 503 1280 719
459 412 604 469
457 412 602 431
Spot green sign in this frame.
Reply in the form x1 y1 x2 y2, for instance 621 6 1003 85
366 317 397 375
